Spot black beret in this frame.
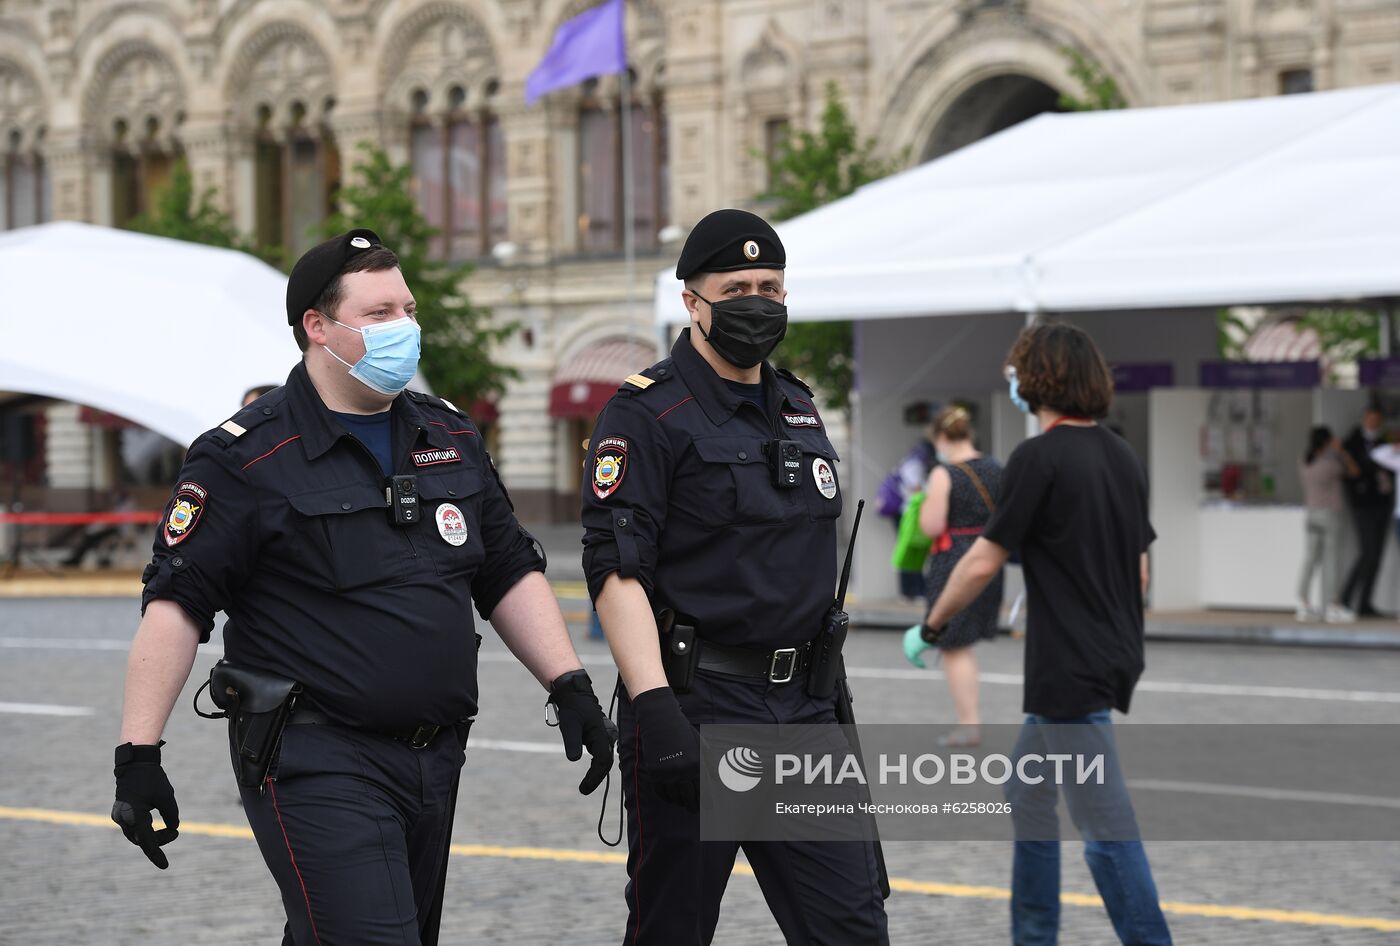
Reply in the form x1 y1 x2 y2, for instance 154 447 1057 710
285 228 384 325
674 209 785 281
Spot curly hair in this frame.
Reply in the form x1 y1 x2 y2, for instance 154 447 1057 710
1004 320 1114 419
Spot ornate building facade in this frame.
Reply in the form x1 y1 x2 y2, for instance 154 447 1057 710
3 0 1398 518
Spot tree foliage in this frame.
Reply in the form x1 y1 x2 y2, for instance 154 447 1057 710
1300 308 1382 366
321 144 518 409
125 160 282 267
1057 48 1129 112
756 82 902 411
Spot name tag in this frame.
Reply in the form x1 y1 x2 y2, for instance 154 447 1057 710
413 447 461 467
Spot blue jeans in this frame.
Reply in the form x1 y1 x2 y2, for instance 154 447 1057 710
1004 711 1172 946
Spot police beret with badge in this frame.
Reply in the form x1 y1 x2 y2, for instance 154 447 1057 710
285 228 383 324
674 209 785 280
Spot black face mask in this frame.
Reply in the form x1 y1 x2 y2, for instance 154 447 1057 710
693 292 788 369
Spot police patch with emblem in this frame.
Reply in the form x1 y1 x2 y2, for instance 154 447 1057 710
592 436 629 499
812 458 838 500
164 481 208 546
436 503 469 546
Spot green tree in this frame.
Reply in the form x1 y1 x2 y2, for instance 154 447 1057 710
1215 308 1251 359
125 160 282 266
1216 306 1382 383
322 144 518 409
756 82 902 410
1301 308 1382 380
1057 48 1128 112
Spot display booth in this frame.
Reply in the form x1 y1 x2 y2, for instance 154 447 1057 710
653 83 1400 607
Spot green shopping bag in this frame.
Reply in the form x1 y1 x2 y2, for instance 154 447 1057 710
890 491 933 571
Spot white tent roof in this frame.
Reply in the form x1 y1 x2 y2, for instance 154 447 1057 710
655 83 1400 324
1 222 297 446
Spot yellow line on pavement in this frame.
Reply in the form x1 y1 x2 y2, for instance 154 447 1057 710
550 580 591 600
450 842 627 865
0 575 144 597
4 805 1397 932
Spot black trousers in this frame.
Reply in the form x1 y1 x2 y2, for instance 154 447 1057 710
238 721 467 946
1341 506 1392 612
617 670 889 946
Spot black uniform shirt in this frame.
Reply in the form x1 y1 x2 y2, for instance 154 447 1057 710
141 361 544 731
581 330 843 649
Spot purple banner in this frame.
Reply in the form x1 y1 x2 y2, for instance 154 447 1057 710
1111 363 1174 392
1358 358 1400 388
1199 360 1321 389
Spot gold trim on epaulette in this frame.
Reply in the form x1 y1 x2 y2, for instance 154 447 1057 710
624 373 654 389
220 420 247 438
440 398 463 414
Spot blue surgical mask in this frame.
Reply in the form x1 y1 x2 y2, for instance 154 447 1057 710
324 316 422 396
1007 371 1032 414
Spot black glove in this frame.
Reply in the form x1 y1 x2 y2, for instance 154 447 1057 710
112 742 180 869
548 670 617 795
630 687 700 811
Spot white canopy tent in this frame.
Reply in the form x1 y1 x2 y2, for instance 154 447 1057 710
652 82 1400 608
655 82 1400 324
1 222 299 447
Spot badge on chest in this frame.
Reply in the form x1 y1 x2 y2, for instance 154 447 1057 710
436 503 469 545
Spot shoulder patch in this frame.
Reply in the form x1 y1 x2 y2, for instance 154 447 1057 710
775 367 814 398
592 436 629 499
163 481 208 547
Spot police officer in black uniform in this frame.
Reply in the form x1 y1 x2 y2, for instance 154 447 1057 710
582 209 890 945
111 230 615 945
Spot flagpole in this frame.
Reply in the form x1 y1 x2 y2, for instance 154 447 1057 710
619 53 637 350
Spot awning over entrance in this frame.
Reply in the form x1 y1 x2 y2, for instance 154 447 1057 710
549 338 655 419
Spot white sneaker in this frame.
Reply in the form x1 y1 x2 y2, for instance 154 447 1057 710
1324 605 1357 624
1295 602 1318 622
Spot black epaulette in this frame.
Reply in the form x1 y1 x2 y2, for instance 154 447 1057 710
616 360 676 397
407 390 473 422
775 367 814 397
207 393 285 448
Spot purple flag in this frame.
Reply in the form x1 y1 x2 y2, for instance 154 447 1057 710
526 0 626 105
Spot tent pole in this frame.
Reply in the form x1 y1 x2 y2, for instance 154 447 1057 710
1024 308 1040 440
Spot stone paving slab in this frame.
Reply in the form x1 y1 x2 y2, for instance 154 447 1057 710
2 599 1399 944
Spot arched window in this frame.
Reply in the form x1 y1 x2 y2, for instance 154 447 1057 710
408 84 506 260
3 128 49 229
253 99 340 258
577 71 668 254
110 116 181 227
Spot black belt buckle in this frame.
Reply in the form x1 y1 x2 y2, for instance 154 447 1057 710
404 724 440 749
769 647 798 684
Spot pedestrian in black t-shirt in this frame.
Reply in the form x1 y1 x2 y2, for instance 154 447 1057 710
917 320 1171 946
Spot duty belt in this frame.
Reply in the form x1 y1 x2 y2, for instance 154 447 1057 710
698 639 814 684
287 707 457 750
